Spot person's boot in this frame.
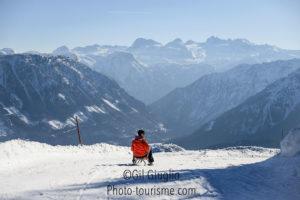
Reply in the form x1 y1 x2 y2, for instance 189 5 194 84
132 157 136 164
148 158 154 166
147 150 154 165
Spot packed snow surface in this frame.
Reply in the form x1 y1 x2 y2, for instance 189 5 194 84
0 140 299 200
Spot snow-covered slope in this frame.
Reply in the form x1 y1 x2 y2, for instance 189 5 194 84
0 54 162 145
177 67 300 149
150 59 300 136
1 139 299 200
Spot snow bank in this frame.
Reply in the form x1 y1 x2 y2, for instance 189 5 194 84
280 128 300 157
1 139 286 200
0 139 130 161
224 146 278 154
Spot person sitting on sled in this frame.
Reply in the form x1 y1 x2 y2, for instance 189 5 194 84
131 129 154 165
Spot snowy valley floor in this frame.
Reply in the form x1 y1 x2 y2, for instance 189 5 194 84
0 140 299 200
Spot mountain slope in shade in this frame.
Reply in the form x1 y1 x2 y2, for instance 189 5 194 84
89 52 214 104
89 51 150 102
149 59 300 137
175 68 300 149
0 54 162 145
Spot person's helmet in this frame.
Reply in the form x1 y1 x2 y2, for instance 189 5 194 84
137 129 145 136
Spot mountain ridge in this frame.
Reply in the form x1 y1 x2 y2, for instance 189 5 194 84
149 59 300 137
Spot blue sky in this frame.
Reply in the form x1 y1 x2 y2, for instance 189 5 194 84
0 0 299 52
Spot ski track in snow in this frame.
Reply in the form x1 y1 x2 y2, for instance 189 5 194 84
0 140 299 200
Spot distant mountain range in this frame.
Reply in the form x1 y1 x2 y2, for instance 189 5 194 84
0 54 163 145
49 36 300 70
3 36 300 104
127 37 300 69
175 67 300 149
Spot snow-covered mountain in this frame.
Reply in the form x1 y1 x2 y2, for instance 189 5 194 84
73 44 126 56
127 37 300 69
0 48 15 55
52 45 77 60
0 54 163 145
199 36 300 70
176 67 300 149
149 59 300 137
52 44 127 67
128 38 197 65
